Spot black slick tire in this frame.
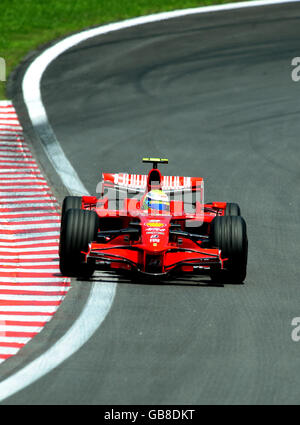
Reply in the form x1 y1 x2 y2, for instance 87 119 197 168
224 202 241 216
210 215 248 284
61 196 82 218
59 209 99 278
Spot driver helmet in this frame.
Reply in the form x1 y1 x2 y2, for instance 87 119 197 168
142 189 170 213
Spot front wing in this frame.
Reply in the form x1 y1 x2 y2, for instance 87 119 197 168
84 242 223 276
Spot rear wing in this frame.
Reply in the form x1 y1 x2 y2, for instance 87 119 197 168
95 173 203 224
101 173 203 192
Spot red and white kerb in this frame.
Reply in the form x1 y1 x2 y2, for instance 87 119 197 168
0 101 70 364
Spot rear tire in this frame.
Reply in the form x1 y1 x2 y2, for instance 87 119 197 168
210 215 248 284
224 202 241 216
59 209 99 278
61 196 82 218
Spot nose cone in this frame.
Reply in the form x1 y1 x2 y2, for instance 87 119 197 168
141 217 170 252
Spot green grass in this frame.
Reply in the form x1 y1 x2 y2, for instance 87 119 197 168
0 0 248 99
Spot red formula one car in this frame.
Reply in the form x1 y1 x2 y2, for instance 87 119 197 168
59 158 248 283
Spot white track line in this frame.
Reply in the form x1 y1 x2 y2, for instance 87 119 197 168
0 0 297 402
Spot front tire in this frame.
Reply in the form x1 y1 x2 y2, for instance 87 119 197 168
211 215 248 284
59 209 99 278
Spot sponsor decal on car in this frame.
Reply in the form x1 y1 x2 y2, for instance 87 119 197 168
145 222 165 228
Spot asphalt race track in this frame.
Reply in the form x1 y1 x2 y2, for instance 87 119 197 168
3 2 300 404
